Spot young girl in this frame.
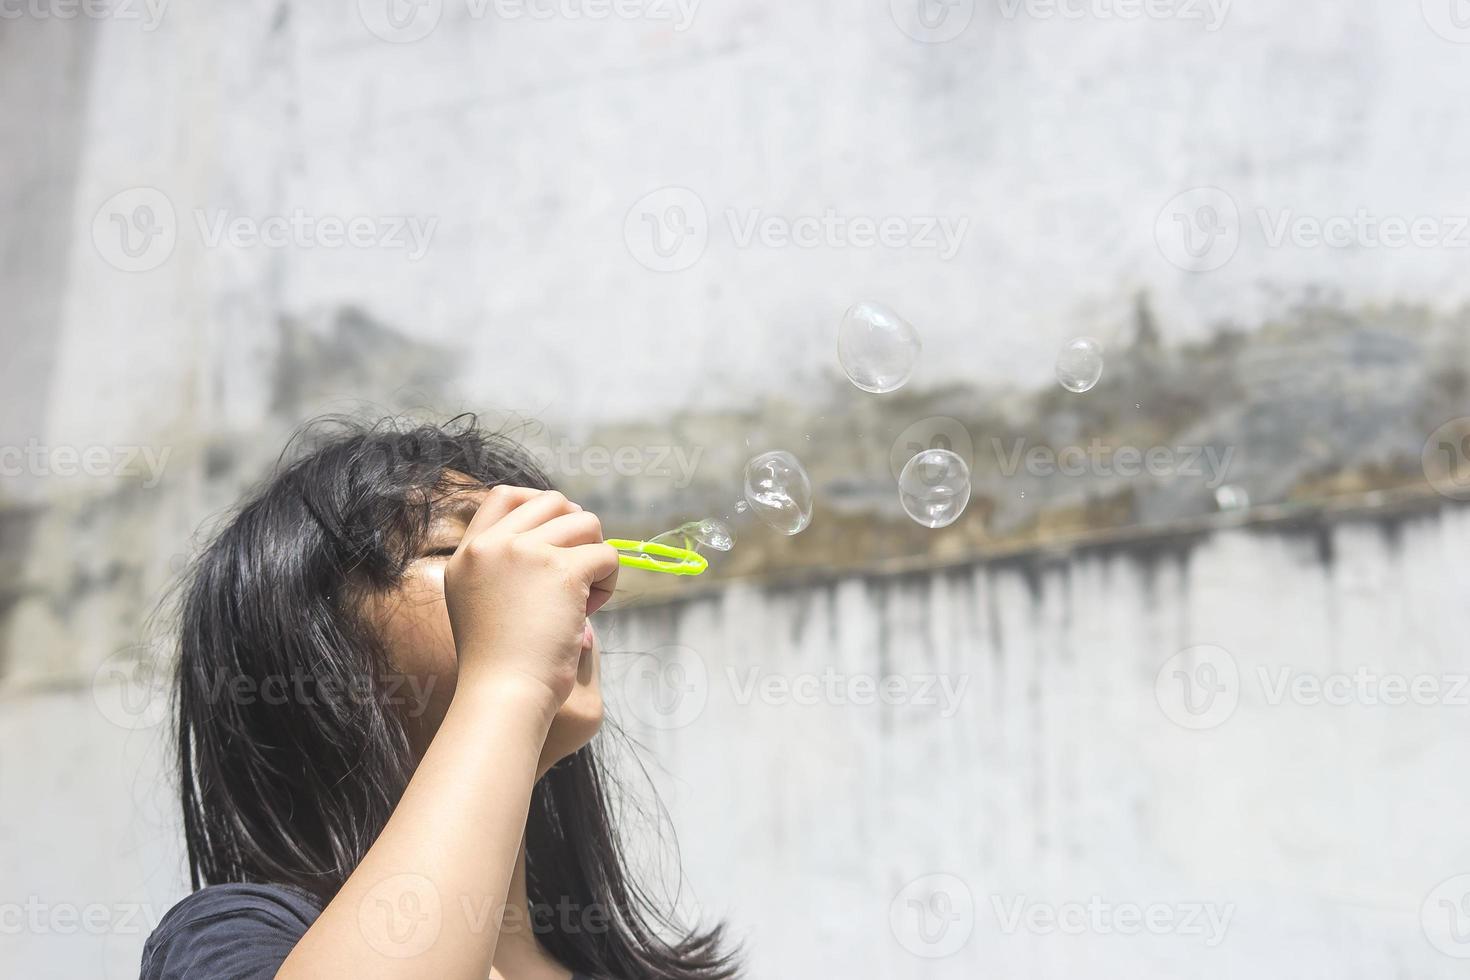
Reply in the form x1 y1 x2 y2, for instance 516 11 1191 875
140 418 737 980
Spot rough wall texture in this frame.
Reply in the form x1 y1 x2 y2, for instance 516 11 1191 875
6 504 1469 977
5 1 1470 977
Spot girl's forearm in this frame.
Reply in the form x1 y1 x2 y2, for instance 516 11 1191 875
278 674 558 980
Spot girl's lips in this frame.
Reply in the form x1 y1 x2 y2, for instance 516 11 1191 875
580 620 595 652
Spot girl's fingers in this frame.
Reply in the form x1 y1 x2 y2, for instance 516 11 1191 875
459 485 544 543
494 490 583 535
567 543 620 615
526 512 604 549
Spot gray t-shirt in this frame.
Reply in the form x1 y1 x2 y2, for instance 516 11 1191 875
140 883 596 979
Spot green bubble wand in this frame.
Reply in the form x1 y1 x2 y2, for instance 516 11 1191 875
605 539 709 576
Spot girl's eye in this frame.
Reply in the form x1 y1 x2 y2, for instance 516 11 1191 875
423 546 458 560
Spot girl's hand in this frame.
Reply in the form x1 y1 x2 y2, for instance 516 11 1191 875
442 486 618 709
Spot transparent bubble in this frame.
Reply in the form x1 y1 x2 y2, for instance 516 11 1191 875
743 451 814 535
1056 337 1104 393
898 449 971 529
651 518 736 554
1214 485 1250 512
837 301 922 393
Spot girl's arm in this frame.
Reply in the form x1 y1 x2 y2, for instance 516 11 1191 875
278 487 618 980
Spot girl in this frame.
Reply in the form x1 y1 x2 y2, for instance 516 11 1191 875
140 418 737 980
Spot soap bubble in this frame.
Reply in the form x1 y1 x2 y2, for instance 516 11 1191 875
1213 485 1250 512
652 518 736 553
898 449 971 529
743 451 814 535
838 301 921 393
1056 337 1104 393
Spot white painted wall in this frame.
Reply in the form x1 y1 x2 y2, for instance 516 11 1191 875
6 2 1470 977
5 506 1468 977
11 0 1470 453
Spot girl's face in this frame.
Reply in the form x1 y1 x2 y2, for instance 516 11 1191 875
365 482 604 774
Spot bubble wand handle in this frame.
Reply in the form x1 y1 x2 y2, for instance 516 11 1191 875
605 539 709 577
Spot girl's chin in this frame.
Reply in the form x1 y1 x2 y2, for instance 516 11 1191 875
543 686 604 768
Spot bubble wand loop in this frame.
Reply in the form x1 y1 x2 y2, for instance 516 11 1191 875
605 539 709 577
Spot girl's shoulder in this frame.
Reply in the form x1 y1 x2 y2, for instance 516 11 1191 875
140 882 323 979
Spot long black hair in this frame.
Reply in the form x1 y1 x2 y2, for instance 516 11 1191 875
172 415 737 979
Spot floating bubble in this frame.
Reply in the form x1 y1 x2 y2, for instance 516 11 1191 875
1056 337 1104 393
899 449 971 529
743 451 814 535
837 301 922 393
1214 485 1250 512
652 518 736 554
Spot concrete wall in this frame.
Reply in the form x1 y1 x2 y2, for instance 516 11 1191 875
6 1 1470 977
6 503 1469 977
9 0 1470 450
604 503 1470 978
